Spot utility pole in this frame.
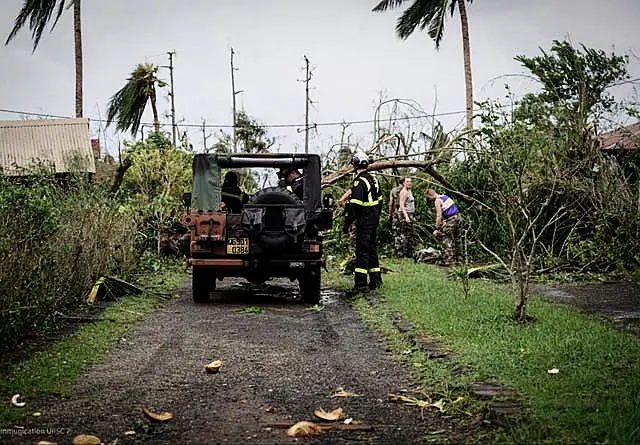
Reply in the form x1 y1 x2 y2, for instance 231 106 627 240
167 51 177 147
230 47 243 153
201 119 212 152
304 55 311 154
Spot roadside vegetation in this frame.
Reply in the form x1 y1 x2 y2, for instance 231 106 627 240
0 257 186 425
327 263 640 444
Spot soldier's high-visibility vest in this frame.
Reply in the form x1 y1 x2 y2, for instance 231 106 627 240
350 172 381 207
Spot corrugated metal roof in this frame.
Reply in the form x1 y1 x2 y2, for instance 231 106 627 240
0 118 96 175
600 122 640 151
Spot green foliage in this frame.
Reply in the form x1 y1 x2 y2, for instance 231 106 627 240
5 0 68 50
211 111 274 154
239 306 264 314
0 170 143 354
450 40 640 274
119 132 192 250
516 40 628 117
372 0 469 47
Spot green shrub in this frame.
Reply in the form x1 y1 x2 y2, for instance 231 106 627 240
0 171 142 353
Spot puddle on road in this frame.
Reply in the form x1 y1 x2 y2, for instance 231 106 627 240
219 280 344 306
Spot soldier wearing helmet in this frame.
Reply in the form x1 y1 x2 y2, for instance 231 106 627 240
343 150 383 296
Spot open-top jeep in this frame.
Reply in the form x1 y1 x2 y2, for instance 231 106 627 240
181 153 334 304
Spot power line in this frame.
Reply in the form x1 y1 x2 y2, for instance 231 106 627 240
0 106 473 130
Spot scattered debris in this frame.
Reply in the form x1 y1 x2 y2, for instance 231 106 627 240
11 394 25 407
264 405 275 413
37 441 57 445
86 276 144 304
286 421 324 437
388 393 447 413
32 411 42 417
204 360 224 373
124 430 136 436
313 407 343 421
141 407 174 423
547 368 560 374
330 388 358 398
266 421 373 436
414 247 441 264
72 435 102 445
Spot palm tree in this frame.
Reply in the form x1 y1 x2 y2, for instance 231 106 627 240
373 0 474 130
5 0 84 118
106 63 167 136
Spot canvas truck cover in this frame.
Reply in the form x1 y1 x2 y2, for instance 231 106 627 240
191 154 221 211
190 153 322 212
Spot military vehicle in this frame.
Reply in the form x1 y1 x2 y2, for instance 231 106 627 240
182 153 334 304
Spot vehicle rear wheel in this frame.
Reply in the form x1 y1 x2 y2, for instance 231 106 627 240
299 266 321 304
193 267 215 303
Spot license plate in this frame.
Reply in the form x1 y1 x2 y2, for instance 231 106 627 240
227 238 249 254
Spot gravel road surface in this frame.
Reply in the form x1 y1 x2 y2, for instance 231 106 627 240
5 278 470 445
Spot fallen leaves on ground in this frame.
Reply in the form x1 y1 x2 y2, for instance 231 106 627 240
314 407 344 421
141 407 174 422
72 435 101 445
204 360 224 373
287 421 324 437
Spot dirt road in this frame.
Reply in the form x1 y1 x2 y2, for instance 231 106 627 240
7 278 471 445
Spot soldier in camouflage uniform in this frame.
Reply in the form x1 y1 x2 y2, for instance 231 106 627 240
397 177 416 258
425 189 461 265
388 182 403 257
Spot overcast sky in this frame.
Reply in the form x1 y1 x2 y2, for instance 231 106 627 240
1 0 639 157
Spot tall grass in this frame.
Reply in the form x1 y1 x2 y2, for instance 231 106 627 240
0 171 142 353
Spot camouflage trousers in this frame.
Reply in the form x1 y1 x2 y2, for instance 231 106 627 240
393 213 415 258
441 213 461 264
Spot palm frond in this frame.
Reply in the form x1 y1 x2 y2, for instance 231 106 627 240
5 0 68 51
372 0 411 12
428 0 449 48
396 0 441 40
106 63 163 136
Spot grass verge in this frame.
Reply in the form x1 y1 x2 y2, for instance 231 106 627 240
330 259 640 444
0 258 187 426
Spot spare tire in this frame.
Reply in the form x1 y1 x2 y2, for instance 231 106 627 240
245 187 304 249
248 186 302 206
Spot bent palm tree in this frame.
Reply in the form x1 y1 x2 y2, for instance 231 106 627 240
373 0 474 130
5 0 83 117
106 63 167 136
